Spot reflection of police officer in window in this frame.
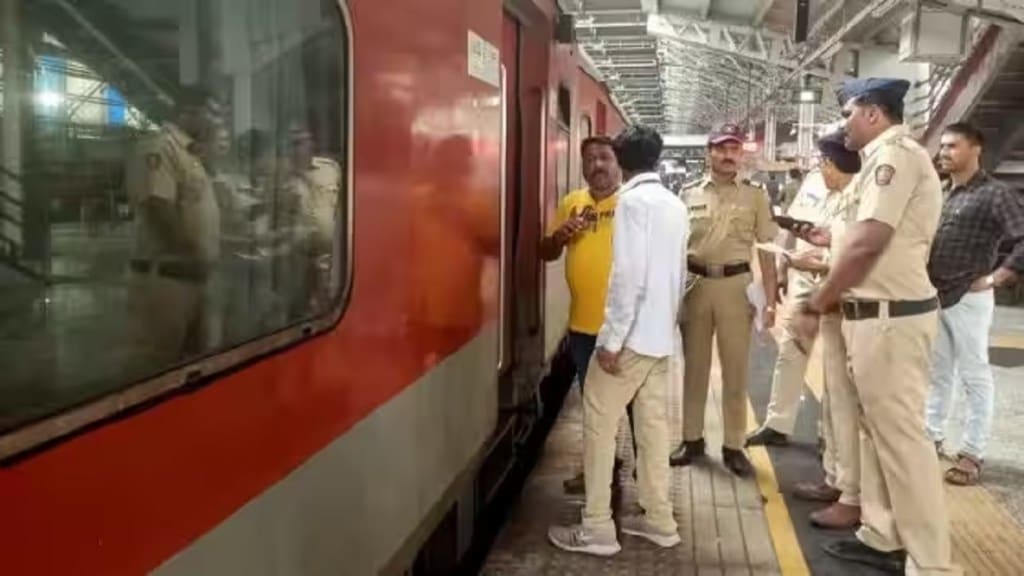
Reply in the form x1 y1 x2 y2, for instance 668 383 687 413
208 129 279 345
124 88 222 362
275 122 340 317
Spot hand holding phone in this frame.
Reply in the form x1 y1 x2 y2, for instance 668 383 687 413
773 215 815 232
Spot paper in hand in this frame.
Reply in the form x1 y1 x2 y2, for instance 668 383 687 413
755 242 795 259
746 281 767 334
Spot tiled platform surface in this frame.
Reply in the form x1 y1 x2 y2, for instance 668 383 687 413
482 304 1024 576
482 335 784 576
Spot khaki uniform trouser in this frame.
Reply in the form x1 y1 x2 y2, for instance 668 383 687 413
127 273 206 368
763 287 814 435
683 273 752 449
820 313 860 506
845 311 960 575
583 349 676 534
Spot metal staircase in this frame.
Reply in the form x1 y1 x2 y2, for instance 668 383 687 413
921 23 1024 187
0 167 47 286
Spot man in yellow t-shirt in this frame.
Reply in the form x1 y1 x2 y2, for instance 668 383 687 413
542 135 635 495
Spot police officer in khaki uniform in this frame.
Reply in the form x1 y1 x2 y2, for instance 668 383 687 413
278 124 341 315
671 124 779 477
793 78 959 575
745 168 828 448
779 131 863 531
125 89 222 364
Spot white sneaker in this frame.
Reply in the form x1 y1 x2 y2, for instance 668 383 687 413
547 524 621 556
619 515 681 548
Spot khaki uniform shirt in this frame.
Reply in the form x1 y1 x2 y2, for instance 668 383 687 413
822 181 856 272
681 176 778 265
845 124 942 301
284 156 341 254
786 172 830 298
125 123 220 266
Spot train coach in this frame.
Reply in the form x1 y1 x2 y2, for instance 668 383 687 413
0 0 623 574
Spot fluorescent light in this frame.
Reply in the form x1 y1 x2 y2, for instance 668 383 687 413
35 91 63 108
798 89 818 103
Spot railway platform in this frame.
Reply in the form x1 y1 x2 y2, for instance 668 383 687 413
482 306 1024 575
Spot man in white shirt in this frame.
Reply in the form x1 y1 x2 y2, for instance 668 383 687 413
548 126 689 557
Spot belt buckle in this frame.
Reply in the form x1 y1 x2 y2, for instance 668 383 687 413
707 263 725 278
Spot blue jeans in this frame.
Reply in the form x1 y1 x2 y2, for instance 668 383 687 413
926 290 996 459
569 331 637 456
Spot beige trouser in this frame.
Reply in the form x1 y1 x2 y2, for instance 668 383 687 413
820 313 860 506
683 273 752 449
128 273 206 367
845 311 960 575
583 349 676 533
763 287 814 434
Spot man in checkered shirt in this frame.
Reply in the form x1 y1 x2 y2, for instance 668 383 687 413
926 121 1024 486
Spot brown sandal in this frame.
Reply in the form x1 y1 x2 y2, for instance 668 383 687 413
944 454 982 486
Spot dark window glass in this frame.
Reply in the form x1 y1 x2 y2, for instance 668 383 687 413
0 0 349 434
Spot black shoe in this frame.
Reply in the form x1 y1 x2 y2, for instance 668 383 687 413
669 439 706 467
745 426 789 447
722 448 754 477
822 539 906 574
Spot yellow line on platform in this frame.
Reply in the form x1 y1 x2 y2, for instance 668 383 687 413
747 399 811 576
792 327 1024 573
991 332 1024 350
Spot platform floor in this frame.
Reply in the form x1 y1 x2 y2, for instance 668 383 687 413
482 335 788 575
482 306 1024 575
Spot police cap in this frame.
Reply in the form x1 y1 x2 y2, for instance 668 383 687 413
708 123 744 146
839 77 910 110
816 130 861 174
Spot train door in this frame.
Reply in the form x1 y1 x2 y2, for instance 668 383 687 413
544 86 573 360
498 13 517 376
499 6 548 408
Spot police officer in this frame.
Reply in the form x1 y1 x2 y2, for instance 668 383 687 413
125 88 222 364
671 124 779 477
746 163 829 448
781 131 863 530
279 123 342 314
793 78 959 574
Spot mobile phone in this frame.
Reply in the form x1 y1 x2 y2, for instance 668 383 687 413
579 205 597 223
774 215 815 232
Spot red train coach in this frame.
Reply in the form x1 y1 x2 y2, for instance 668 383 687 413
0 0 624 574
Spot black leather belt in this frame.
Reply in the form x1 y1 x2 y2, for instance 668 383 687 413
688 262 750 279
841 297 939 321
130 259 208 282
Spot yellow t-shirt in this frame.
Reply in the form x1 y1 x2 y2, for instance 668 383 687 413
550 188 618 335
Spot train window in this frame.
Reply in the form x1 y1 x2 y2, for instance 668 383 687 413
555 128 571 200
557 85 571 129
0 0 351 455
578 114 593 184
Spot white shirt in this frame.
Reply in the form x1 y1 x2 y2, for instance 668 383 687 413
785 170 830 297
597 173 689 358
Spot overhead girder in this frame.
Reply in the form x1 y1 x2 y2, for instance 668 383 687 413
651 13 831 76
564 0 864 131
743 0 903 127
659 56 774 87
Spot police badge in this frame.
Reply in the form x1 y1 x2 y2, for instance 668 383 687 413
875 164 895 186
